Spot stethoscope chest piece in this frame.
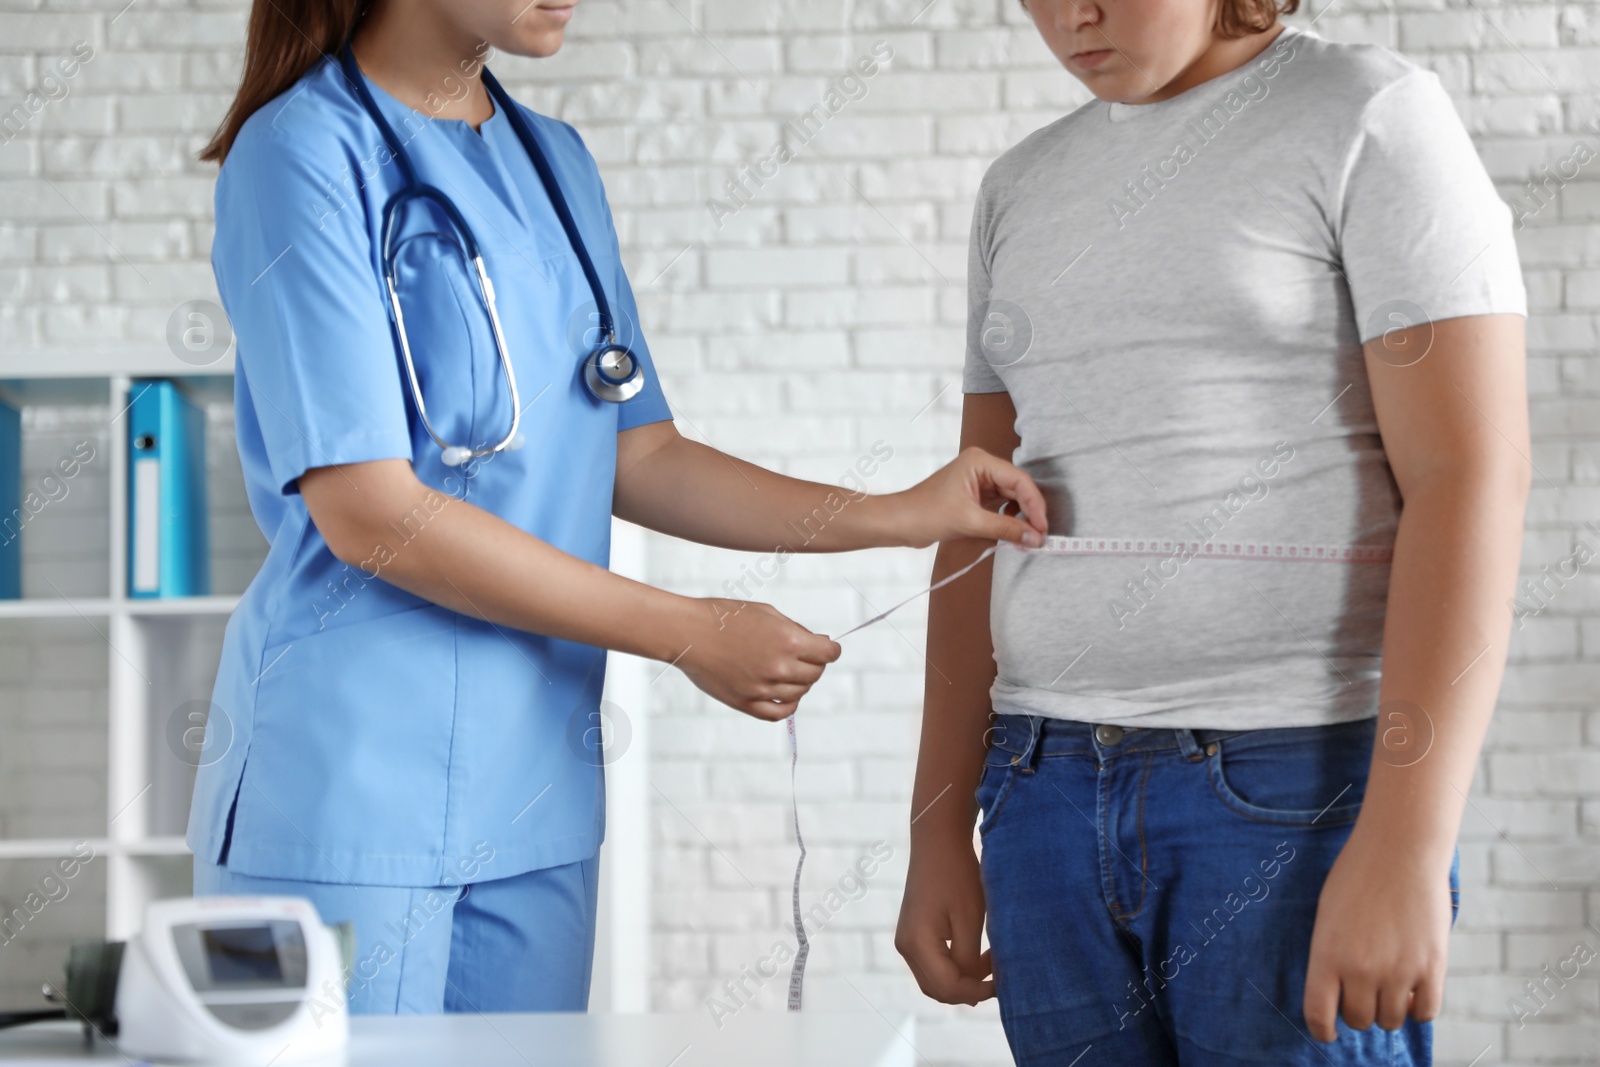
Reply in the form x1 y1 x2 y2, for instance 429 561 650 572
585 345 644 403
339 45 650 467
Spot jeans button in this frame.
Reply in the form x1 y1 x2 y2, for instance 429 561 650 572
1094 724 1124 746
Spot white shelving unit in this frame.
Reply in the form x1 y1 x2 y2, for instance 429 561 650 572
0 350 253 1008
0 348 651 1011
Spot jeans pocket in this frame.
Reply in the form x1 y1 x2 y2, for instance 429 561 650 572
1204 720 1371 827
976 715 1034 837
975 760 1017 838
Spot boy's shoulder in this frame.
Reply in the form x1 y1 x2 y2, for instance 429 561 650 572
1270 26 1433 111
975 26 1436 207
976 102 1099 205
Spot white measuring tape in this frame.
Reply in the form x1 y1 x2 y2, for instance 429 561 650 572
783 714 809 1010
784 542 1003 1010
1016 535 1394 563
782 532 1392 1009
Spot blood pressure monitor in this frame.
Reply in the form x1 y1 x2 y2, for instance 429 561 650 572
115 896 347 1064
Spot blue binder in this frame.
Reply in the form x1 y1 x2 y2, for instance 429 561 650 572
0 398 19 599
127 380 210 598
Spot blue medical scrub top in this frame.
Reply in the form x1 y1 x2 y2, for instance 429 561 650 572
187 57 672 887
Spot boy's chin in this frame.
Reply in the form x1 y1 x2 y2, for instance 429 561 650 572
1090 80 1176 107
1066 69 1147 104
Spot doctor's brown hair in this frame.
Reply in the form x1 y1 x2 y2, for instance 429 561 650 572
199 0 369 164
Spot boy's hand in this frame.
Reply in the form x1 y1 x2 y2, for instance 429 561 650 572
1303 823 1454 1041
892 446 1047 549
895 832 995 1005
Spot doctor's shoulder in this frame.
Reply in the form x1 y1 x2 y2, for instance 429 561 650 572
513 103 611 193
215 59 383 227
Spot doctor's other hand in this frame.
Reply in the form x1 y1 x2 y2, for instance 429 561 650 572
676 600 841 721
893 447 1047 549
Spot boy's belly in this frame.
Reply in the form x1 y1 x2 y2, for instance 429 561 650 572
987 545 1391 729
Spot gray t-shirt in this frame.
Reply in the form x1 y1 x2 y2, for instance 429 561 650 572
964 25 1525 730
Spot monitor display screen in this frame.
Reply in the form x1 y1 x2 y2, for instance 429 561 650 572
202 925 284 985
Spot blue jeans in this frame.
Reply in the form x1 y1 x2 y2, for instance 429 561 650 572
977 715 1459 1066
194 853 599 1015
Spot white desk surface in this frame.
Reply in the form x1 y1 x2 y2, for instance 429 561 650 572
0 1012 917 1067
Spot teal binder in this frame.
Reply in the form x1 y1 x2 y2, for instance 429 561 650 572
0 398 18 599
127 380 210 598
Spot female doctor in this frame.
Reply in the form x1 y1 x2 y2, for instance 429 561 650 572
190 0 1047 1017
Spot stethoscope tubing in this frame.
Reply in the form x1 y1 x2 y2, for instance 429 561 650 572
479 66 618 347
334 42 639 464
375 182 522 461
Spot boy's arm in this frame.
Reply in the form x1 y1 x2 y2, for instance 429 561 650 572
894 392 1026 1005
1304 312 1530 1041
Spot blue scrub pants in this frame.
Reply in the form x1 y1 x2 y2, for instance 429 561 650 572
194 853 600 1015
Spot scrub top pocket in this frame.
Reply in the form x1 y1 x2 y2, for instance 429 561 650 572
386 208 512 457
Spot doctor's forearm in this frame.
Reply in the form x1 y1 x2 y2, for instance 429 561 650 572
299 459 703 664
614 424 910 552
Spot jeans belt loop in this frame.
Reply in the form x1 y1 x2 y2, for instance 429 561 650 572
1017 716 1044 773
1174 728 1205 761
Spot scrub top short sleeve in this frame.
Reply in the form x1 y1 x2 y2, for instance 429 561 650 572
610 256 672 432
213 126 415 495
548 119 672 433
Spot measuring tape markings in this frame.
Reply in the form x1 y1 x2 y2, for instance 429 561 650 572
784 532 1393 1009
1018 535 1393 563
784 715 808 1010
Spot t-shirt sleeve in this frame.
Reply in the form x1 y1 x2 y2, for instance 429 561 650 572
962 180 1010 394
213 126 414 495
1336 69 1526 345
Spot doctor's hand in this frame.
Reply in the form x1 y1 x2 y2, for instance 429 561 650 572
892 447 1047 549
676 600 841 721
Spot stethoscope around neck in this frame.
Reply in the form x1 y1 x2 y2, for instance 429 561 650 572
337 44 645 467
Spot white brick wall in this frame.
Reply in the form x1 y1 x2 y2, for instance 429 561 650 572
2 1 1596 1063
